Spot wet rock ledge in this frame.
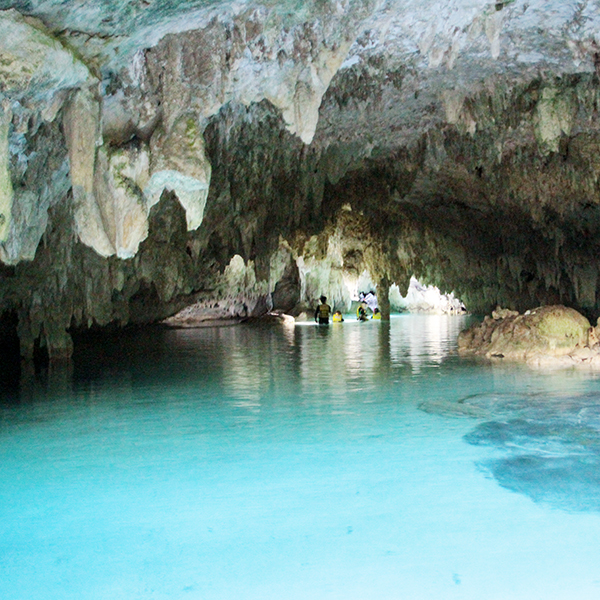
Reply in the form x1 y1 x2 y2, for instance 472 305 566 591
458 305 600 368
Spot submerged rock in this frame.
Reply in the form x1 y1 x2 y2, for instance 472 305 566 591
422 390 600 513
458 305 600 367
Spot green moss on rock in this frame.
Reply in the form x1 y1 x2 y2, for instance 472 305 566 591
459 305 592 361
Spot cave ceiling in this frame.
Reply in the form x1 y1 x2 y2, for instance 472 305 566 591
2 0 598 147
2 0 600 356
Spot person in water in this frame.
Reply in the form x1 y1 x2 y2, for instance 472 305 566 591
357 302 368 321
372 307 381 320
332 310 344 322
359 290 378 312
314 295 332 324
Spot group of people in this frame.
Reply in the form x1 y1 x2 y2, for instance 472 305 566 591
357 303 381 321
314 292 380 325
314 296 345 324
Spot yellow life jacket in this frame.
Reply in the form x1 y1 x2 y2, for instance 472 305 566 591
372 311 381 320
318 304 331 318
332 312 343 322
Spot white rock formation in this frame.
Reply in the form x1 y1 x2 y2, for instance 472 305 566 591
148 114 212 231
264 40 354 144
0 9 92 263
0 101 13 245
534 87 576 155
144 171 209 231
93 146 150 259
63 86 115 257
64 91 212 258
0 9 90 102
391 277 466 314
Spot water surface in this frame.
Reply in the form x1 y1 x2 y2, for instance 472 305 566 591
2 314 600 599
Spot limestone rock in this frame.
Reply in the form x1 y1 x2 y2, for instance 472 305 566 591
458 305 594 363
0 101 13 244
0 115 71 265
0 10 93 265
163 253 271 326
66 96 210 259
492 306 519 320
63 86 115 256
102 85 161 146
147 114 211 231
534 87 576 155
93 146 150 259
0 9 91 102
589 320 600 348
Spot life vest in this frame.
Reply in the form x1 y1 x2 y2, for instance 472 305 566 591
332 312 343 322
318 304 331 319
372 311 381 320
357 306 367 320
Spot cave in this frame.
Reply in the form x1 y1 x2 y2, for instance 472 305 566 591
1 1 600 356
3 2 600 598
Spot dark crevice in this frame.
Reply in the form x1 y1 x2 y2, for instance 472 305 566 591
0 311 21 402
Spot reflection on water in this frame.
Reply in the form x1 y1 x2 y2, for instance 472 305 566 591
1 316 473 410
3 315 600 600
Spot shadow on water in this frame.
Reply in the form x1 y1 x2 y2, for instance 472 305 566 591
4 321 308 406
426 390 600 513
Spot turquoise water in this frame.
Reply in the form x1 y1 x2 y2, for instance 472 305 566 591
2 314 600 599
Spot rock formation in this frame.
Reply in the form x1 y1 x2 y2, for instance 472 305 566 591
2 1 600 358
458 305 600 367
